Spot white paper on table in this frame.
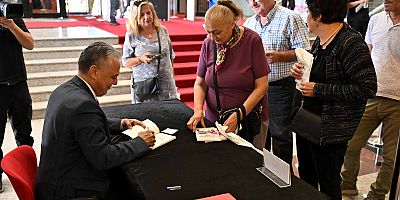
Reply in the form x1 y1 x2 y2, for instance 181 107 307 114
263 149 291 185
256 149 291 187
162 128 178 135
294 48 314 91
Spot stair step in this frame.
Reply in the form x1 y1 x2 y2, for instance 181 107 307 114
32 94 132 119
174 62 198 75
30 80 131 102
27 67 131 87
175 74 197 88
29 27 119 48
174 51 200 63
172 41 203 52
170 34 206 42
23 45 122 60
26 58 78 73
34 37 119 48
177 87 194 102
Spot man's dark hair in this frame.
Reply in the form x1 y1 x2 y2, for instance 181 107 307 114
78 41 121 73
306 0 347 24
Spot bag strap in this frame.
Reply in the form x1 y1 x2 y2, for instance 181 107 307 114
212 44 222 117
156 31 161 76
213 44 243 132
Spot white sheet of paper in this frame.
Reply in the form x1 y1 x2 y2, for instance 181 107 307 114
294 48 314 91
263 149 291 185
263 149 290 184
215 122 262 154
162 128 178 135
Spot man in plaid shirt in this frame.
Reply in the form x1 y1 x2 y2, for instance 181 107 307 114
244 0 310 166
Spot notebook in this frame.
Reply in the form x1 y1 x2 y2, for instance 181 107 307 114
122 119 176 149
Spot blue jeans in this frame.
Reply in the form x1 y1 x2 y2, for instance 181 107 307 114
266 76 296 165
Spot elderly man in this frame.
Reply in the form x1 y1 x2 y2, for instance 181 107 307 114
243 0 310 166
35 42 155 199
341 0 400 199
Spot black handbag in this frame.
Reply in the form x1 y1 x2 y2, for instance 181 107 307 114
212 44 262 142
132 31 162 101
290 100 321 145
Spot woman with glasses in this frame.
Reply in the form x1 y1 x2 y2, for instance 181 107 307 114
186 0 270 150
122 0 178 103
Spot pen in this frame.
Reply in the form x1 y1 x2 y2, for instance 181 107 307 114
166 185 181 191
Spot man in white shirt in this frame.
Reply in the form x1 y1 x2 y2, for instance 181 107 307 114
341 0 400 199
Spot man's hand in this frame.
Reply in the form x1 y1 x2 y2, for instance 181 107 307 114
0 17 15 29
138 130 156 147
265 50 281 64
121 118 145 129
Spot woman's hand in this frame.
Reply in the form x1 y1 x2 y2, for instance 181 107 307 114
139 52 154 64
290 63 304 80
300 82 316 97
187 110 206 132
224 112 239 133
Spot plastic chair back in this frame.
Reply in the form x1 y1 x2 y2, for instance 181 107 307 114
1 145 37 200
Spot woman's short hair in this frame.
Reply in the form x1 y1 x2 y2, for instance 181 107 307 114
205 0 243 25
78 42 121 73
306 0 347 24
126 1 161 35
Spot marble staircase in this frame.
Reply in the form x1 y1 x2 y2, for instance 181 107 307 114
27 27 130 119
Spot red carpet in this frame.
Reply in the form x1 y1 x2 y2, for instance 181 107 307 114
26 16 206 44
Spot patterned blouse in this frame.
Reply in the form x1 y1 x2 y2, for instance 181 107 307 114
122 26 178 103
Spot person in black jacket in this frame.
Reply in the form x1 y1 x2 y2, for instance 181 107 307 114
290 0 377 199
0 16 35 193
35 42 156 199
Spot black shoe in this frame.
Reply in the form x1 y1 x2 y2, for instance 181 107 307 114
109 21 120 26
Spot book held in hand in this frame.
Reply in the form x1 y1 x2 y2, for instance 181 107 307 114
122 119 176 149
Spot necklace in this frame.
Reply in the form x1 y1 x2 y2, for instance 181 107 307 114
320 23 343 47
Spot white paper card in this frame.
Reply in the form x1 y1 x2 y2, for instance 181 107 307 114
259 148 291 187
162 128 178 135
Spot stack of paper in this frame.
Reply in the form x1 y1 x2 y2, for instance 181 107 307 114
195 127 227 143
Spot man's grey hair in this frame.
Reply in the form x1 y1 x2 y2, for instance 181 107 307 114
78 41 121 73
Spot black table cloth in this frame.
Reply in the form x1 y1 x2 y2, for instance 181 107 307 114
103 99 330 200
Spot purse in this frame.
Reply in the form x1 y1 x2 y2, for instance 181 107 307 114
212 44 262 142
132 31 162 102
290 100 321 145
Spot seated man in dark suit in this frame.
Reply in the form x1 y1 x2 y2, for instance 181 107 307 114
35 41 156 200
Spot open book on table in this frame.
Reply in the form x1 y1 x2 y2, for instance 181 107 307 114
122 119 176 149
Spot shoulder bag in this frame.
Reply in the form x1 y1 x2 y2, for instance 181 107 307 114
290 98 321 145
